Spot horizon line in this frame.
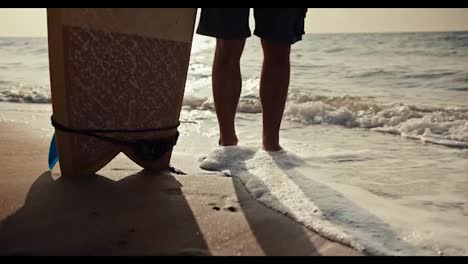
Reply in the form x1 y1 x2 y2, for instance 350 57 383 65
1 29 467 38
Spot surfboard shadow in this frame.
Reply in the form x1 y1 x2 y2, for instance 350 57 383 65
0 170 209 256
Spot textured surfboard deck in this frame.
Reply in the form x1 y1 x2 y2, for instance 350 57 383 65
47 8 196 177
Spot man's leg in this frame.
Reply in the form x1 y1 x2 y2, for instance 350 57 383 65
259 40 291 151
212 39 246 146
254 8 306 151
196 8 251 147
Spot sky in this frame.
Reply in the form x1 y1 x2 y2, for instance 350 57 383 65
0 8 468 37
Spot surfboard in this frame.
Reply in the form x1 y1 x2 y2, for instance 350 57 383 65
47 8 197 177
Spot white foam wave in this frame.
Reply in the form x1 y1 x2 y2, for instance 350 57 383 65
288 94 468 148
198 146 429 255
0 85 50 104
182 91 468 148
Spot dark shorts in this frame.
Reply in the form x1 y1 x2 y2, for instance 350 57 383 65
196 8 307 44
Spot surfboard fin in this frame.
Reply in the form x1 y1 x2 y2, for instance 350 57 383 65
48 133 59 170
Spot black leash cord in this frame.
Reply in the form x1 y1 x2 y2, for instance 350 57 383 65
50 116 179 147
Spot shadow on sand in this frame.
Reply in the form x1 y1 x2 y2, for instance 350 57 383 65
0 170 209 256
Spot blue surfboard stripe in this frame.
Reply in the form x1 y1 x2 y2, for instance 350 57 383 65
48 133 59 170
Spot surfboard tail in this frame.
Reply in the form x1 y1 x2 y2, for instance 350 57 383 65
47 8 196 177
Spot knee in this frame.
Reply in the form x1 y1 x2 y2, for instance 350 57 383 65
262 41 291 66
215 39 244 65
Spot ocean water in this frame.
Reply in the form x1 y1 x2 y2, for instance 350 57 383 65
1 31 468 255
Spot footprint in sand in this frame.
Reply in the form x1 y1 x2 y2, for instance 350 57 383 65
208 196 241 213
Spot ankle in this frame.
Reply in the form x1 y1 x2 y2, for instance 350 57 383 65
262 134 281 151
262 143 282 152
219 136 238 146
